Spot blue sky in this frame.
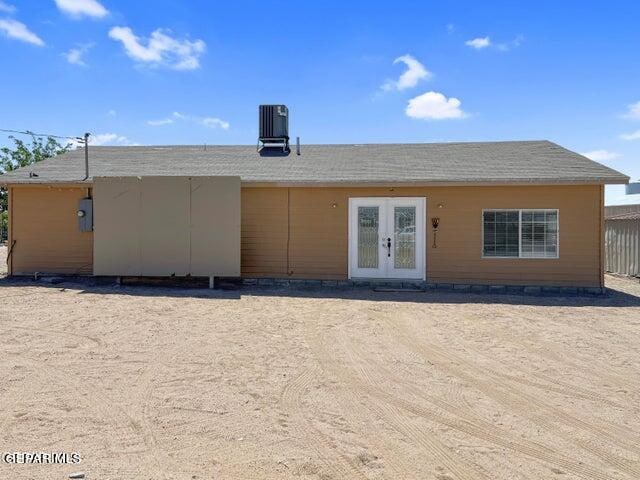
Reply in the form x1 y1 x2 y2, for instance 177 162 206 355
0 0 638 204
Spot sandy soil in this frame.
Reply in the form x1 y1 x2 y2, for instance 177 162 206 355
0 270 639 480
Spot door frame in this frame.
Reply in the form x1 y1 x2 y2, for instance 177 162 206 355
348 197 426 281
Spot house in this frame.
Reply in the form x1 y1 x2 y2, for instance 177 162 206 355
0 111 629 290
605 204 640 277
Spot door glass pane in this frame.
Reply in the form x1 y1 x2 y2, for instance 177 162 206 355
394 206 416 269
358 206 379 268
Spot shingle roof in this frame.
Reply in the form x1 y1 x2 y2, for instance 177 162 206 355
0 140 629 185
605 204 640 219
607 213 640 220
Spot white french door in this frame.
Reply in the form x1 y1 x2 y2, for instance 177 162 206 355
348 197 426 280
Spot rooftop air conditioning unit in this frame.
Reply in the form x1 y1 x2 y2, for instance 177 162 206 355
258 105 289 153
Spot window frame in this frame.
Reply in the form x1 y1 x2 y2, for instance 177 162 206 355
481 209 559 260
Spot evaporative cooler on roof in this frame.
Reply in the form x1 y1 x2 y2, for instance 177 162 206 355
258 105 289 153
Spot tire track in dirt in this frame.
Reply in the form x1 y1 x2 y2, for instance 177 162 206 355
309 321 481 480
135 322 226 479
409 330 640 476
500 372 633 412
307 304 432 480
0 290 65 301
378 340 478 417
0 323 173 479
0 365 89 449
374 310 640 478
407 322 640 458
9 356 166 473
307 325 495 480
426 317 639 416
152 313 263 467
501 310 640 385
337 329 539 480
369 341 608 480
335 321 626 480
280 367 372 480
136 368 174 480
387 308 640 444
489 327 640 403
319 377 425 479
0 325 106 445
6 325 103 347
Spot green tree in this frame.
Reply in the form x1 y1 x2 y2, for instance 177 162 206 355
0 133 71 241
0 211 7 243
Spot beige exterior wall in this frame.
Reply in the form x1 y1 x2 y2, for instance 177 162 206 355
8 185 93 275
241 188 289 277
7 183 604 286
241 185 604 287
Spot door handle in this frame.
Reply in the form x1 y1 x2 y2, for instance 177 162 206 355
386 237 391 257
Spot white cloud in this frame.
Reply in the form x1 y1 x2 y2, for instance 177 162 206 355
580 150 620 162
620 130 640 141
496 35 524 51
0 1 16 13
406 91 466 120
146 111 183 126
54 0 108 19
381 54 431 92
90 133 137 146
146 111 229 130
201 117 230 130
108 26 206 70
465 36 491 49
147 117 175 126
0 19 44 46
623 101 640 120
466 35 523 52
64 43 92 66
107 109 116 116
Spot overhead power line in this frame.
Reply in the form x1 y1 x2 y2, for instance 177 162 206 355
0 128 86 142
0 128 92 180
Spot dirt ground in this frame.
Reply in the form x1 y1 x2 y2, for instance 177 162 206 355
1 262 639 479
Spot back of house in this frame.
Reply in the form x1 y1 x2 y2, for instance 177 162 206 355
0 112 629 290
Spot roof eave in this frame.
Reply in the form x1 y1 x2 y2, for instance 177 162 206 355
0 177 630 187
242 177 630 187
0 178 91 187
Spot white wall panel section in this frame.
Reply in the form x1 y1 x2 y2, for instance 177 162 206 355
140 177 190 276
93 177 142 276
93 176 240 277
190 177 241 276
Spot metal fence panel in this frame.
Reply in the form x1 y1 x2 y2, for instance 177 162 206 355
605 219 640 276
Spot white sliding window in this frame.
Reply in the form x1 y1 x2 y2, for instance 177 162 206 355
520 210 558 258
482 210 520 257
482 209 559 259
